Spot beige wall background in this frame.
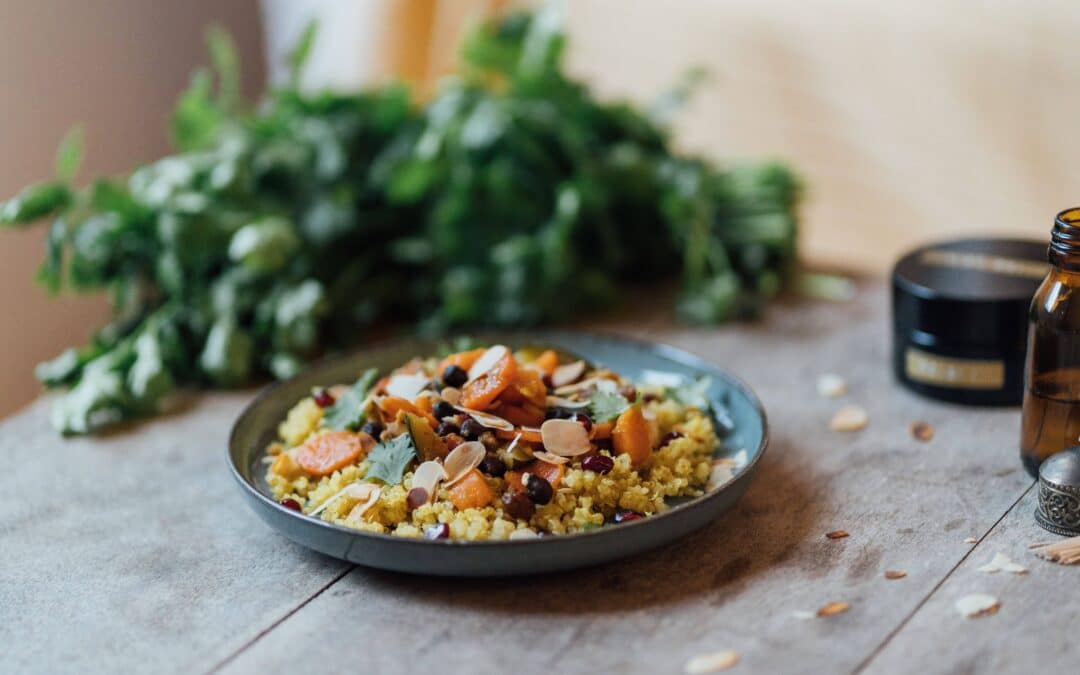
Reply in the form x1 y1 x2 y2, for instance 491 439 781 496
0 0 264 417
562 0 1080 271
2 0 1079 418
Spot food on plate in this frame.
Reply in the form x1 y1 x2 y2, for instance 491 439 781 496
265 344 727 540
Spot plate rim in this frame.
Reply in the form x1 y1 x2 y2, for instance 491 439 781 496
227 329 768 549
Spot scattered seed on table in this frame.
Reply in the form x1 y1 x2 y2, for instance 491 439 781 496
829 405 868 432
684 650 740 674
909 421 934 442
963 537 978 544
884 570 907 580
817 601 850 617
976 552 1027 574
825 530 849 539
955 593 1000 618
817 373 847 398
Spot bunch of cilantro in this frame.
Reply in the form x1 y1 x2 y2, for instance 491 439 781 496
0 9 799 434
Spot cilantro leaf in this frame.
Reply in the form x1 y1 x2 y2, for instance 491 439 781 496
589 390 630 422
322 368 378 431
665 376 713 410
364 433 417 485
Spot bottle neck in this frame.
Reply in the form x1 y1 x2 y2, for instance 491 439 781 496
1049 208 1080 271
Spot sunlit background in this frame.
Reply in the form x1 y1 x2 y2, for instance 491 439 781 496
3 0 1078 418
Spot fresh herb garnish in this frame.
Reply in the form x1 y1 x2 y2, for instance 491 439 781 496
322 368 378 431
588 390 630 422
364 433 417 486
1 8 799 435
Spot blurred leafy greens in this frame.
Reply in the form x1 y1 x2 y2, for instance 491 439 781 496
1 8 799 434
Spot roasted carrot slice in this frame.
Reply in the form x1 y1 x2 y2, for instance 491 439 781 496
612 406 652 467
533 349 560 375
435 348 487 379
591 421 613 440
460 352 518 410
294 431 375 477
413 395 434 414
511 368 547 408
499 403 544 428
448 468 494 510
504 470 525 492
378 396 437 428
378 396 422 419
496 427 543 443
522 459 565 488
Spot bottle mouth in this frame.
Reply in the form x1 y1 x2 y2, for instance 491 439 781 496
1051 207 1080 254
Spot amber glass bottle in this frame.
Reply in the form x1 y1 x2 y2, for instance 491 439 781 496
1021 208 1080 476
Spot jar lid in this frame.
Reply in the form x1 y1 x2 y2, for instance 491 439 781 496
893 238 1047 348
1036 447 1080 536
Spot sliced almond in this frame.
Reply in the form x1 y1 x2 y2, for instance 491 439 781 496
346 485 382 522
411 460 449 501
545 395 591 408
533 450 570 465
467 345 509 381
384 373 430 400
456 406 515 432
309 482 379 516
955 593 1000 618
909 421 934 442
825 530 849 539
540 418 592 457
817 373 847 398
553 376 615 396
443 441 486 486
829 405 868 432
440 387 462 405
976 552 1028 575
884 570 907 580
816 601 850 617
683 650 740 674
551 360 586 388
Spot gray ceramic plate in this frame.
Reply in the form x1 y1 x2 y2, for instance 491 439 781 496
229 331 768 576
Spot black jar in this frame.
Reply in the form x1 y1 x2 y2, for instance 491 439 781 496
892 238 1046 406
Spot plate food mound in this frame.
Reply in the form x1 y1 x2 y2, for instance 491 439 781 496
263 343 740 541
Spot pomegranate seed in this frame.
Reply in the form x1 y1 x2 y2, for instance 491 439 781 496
424 523 450 540
613 509 642 524
581 454 614 474
280 498 302 512
406 487 429 511
313 388 335 408
502 490 535 520
569 412 593 432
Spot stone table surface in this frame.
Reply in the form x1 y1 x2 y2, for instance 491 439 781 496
3 279 1077 675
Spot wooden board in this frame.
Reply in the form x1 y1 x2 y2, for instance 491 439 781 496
2 279 1074 675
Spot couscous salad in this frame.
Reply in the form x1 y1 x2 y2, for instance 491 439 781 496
265 344 734 541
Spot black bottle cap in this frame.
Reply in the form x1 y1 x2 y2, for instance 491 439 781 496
892 238 1047 405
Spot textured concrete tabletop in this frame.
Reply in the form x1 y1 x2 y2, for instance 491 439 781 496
3 280 1078 675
